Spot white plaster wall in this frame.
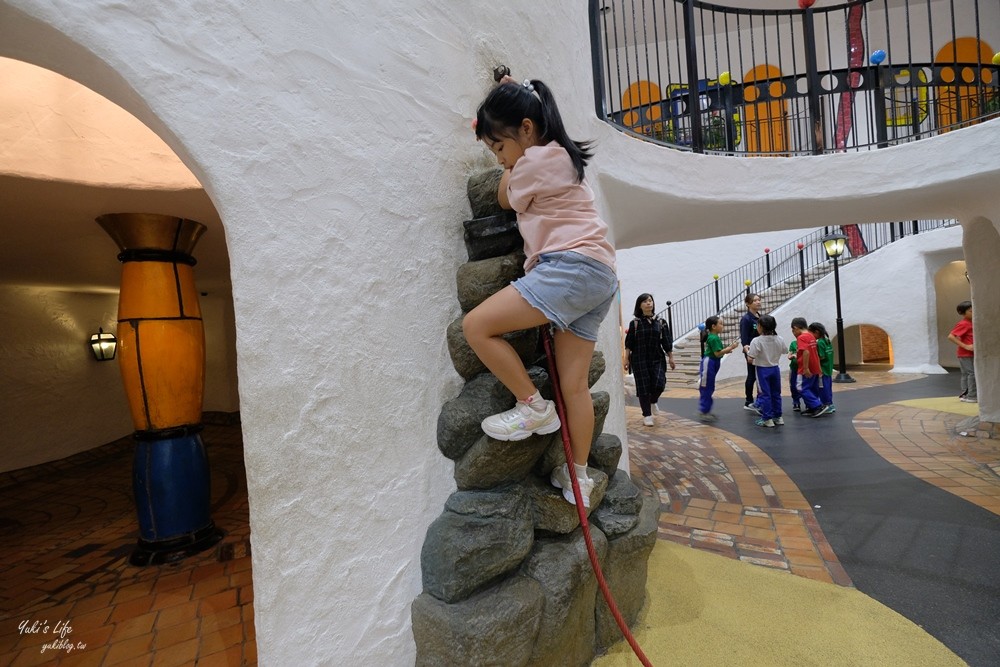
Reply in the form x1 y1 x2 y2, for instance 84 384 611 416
713 225 963 381
2 1 998 664
0 2 628 664
0 284 241 472
0 286 132 471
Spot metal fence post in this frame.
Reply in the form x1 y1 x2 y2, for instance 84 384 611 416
798 243 806 291
801 6 824 154
682 0 703 153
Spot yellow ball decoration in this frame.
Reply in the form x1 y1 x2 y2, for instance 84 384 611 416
719 71 731 86
993 52 1000 66
744 279 752 286
713 274 719 280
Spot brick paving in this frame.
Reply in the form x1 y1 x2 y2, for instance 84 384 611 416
630 370 1000 588
1 370 997 664
628 408 852 586
0 422 255 667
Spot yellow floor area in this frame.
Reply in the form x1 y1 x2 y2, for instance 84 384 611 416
595 540 965 666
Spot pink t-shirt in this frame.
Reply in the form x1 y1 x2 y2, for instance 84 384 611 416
507 142 616 273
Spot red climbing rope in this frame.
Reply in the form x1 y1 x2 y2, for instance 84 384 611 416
541 327 653 667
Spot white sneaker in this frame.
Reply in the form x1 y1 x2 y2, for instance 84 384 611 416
549 463 594 508
651 404 661 415
481 399 561 441
643 415 654 427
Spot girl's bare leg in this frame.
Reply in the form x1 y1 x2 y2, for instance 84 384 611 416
552 329 597 466
462 285 549 399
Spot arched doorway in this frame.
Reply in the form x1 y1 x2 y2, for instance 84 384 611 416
0 54 253 663
933 259 972 369
743 64 788 154
837 324 893 369
935 37 995 131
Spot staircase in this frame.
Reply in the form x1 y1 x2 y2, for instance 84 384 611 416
658 219 957 388
668 261 839 388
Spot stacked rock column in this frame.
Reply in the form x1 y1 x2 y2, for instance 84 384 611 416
411 170 661 665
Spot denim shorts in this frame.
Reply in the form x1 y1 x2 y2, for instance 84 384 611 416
513 251 618 342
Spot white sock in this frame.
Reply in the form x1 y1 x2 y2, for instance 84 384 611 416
522 391 546 411
574 463 589 480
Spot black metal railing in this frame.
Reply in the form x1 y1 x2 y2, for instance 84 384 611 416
660 218 957 339
590 0 1000 155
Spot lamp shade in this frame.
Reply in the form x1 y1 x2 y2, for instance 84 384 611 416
90 327 117 361
822 232 848 259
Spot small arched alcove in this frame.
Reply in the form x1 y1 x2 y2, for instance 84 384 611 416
836 324 894 370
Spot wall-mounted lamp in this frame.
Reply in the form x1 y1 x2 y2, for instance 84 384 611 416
90 327 117 361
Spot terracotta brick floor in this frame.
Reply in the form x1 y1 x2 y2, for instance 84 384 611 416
0 423 255 666
2 370 997 664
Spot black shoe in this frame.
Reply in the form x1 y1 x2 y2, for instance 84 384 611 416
809 405 833 417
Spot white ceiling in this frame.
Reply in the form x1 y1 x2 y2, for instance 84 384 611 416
0 58 231 295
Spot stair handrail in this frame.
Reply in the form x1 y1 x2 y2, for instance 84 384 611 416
660 219 958 340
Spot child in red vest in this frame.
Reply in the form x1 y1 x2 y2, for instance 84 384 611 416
791 317 830 417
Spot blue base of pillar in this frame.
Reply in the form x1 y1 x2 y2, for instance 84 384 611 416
130 429 224 566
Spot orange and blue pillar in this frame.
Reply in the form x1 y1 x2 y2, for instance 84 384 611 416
97 213 223 566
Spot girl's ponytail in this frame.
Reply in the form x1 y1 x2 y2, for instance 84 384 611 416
531 80 592 182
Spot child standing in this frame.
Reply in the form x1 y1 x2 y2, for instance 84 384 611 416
698 316 739 422
747 315 787 427
787 338 801 412
791 317 830 417
809 322 835 413
464 76 618 508
947 301 976 403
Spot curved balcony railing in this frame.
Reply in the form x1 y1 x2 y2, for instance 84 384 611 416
588 0 1000 155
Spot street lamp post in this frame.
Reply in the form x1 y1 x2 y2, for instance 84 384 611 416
822 232 856 383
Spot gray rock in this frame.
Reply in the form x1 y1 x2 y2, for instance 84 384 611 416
446 315 539 380
587 350 606 387
522 530 609 667
437 368 549 461
588 433 623 478
601 472 643 516
591 391 610 446
590 510 640 538
537 392 612 474
412 575 544 667
455 432 555 490
421 490 534 604
467 168 505 218
594 493 660 651
525 469 609 535
464 213 522 262
456 251 525 312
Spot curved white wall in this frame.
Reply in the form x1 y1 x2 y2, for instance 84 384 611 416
1 1 998 663
712 226 963 382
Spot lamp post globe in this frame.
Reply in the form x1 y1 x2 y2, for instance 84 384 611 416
821 232 855 383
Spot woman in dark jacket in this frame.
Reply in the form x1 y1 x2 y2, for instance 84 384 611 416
625 293 675 426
